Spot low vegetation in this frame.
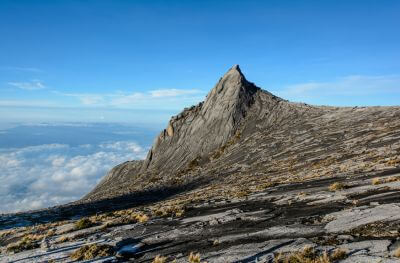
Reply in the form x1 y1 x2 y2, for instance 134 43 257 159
330 248 347 261
75 218 94 230
6 236 39 253
328 182 347 191
188 252 201 263
56 235 70 243
70 244 114 260
152 205 185 218
371 176 400 185
274 246 347 263
101 211 149 229
152 255 168 263
394 247 400 258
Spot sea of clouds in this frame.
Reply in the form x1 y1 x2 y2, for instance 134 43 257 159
0 123 155 213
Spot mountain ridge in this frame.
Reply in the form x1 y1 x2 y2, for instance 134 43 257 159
85 65 400 202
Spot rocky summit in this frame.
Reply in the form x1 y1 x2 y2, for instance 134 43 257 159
2 65 400 262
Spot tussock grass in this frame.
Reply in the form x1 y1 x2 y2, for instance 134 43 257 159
330 248 347 261
372 176 400 185
56 235 70 243
394 247 400 258
372 178 381 185
75 218 94 230
189 252 201 263
100 212 149 229
152 205 185 218
6 236 39 253
274 246 347 263
328 182 347 191
70 244 114 260
152 255 167 263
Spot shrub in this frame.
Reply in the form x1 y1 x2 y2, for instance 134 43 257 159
70 244 114 260
75 218 94 230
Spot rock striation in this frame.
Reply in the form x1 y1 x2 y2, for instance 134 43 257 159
142 64 260 173
3 65 400 263
85 64 400 203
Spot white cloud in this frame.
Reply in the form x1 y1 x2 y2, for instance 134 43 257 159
52 92 105 105
0 100 57 107
275 75 400 101
0 67 43 73
8 80 46 90
0 141 147 213
52 89 206 109
149 89 200 98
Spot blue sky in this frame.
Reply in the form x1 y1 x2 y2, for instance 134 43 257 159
1 0 400 124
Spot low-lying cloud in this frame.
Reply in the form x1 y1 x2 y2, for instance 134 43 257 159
0 141 147 213
8 80 46 90
274 75 400 105
52 88 205 109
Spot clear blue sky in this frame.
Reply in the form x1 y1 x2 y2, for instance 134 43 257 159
1 0 400 124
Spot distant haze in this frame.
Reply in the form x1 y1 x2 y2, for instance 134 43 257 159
0 122 158 213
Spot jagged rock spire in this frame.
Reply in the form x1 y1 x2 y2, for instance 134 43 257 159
141 65 259 173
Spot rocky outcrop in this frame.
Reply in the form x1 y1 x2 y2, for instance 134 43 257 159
3 62 400 261
86 64 400 202
141 65 260 173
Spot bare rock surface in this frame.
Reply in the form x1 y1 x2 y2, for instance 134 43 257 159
2 65 400 262
324 203 400 233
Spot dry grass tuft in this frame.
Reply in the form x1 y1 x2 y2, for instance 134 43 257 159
56 235 70 243
70 244 114 260
134 213 149 223
274 246 347 263
189 252 201 263
372 176 400 185
329 182 346 191
394 247 400 258
152 255 167 263
99 212 149 229
152 205 185 218
46 229 55 237
6 236 39 253
330 248 347 261
75 218 94 230
372 178 381 185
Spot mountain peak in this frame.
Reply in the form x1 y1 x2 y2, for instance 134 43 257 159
204 64 257 106
221 64 245 82
136 65 260 173
228 64 242 73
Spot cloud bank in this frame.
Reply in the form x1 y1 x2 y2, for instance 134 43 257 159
8 80 46 90
0 141 147 213
274 75 400 105
52 88 205 109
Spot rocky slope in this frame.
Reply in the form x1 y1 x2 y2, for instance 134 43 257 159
86 65 400 203
2 65 400 262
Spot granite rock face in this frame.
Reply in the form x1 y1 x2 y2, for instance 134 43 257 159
142 65 260 173
3 65 400 262
85 64 400 204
